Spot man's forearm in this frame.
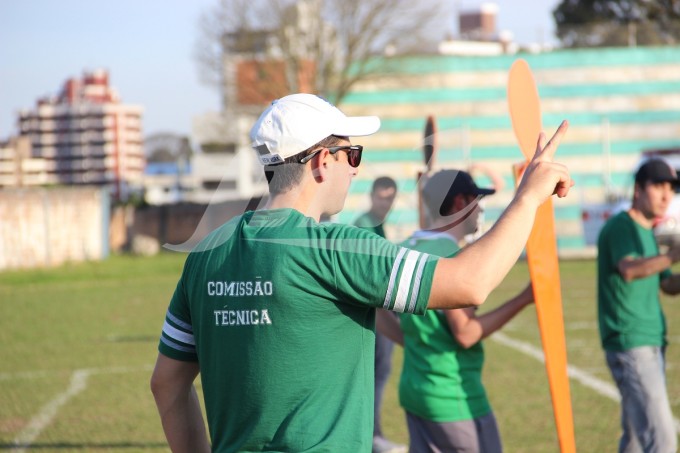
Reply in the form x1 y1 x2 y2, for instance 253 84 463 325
376 308 404 346
462 196 538 298
429 121 571 310
477 291 532 340
157 385 210 453
618 254 674 282
429 196 537 309
151 355 210 453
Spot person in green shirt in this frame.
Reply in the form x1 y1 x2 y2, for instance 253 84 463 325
150 93 573 452
597 158 680 453
354 176 397 238
353 176 405 453
379 169 534 453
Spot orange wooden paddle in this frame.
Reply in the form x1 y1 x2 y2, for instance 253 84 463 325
507 59 576 453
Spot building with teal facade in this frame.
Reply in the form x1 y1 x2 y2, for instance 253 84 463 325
339 46 680 255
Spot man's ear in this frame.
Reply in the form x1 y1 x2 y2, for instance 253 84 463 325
311 148 330 182
632 182 642 202
453 194 468 211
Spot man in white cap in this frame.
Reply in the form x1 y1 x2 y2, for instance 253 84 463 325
151 93 572 452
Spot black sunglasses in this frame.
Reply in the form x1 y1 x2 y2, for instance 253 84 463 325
299 145 363 168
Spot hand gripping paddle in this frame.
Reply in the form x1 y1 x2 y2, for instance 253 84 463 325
507 59 576 453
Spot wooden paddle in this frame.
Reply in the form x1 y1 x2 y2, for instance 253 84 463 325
418 115 438 228
507 59 576 453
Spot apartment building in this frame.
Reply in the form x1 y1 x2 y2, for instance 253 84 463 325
10 69 144 200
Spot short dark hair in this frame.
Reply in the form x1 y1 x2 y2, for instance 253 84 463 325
371 176 397 193
264 135 344 194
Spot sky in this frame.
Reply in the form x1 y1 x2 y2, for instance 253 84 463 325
0 0 561 141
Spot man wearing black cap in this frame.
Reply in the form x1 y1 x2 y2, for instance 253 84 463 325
379 169 535 453
597 158 680 452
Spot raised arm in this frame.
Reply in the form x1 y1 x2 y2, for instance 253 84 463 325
429 121 572 310
150 353 210 453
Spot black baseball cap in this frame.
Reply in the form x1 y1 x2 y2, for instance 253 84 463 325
635 158 679 187
423 169 495 216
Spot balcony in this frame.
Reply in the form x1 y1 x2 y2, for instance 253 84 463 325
21 159 49 172
38 134 57 146
0 175 18 186
39 120 57 131
0 162 16 173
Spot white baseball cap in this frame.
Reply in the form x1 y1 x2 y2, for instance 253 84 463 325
250 93 381 165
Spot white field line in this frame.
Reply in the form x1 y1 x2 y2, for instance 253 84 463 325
9 365 152 452
491 332 680 434
11 369 90 452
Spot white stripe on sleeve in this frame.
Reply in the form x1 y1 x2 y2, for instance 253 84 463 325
162 320 196 346
393 250 422 312
383 247 408 309
406 252 430 313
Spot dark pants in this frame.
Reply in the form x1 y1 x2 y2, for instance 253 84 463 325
374 331 394 437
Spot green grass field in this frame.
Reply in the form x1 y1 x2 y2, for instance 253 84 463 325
1 253 679 452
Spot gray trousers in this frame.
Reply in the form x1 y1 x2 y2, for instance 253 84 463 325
606 346 677 453
406 411 502 453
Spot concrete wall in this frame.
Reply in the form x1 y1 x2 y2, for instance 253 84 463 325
106 197 264 255
0 187 109 270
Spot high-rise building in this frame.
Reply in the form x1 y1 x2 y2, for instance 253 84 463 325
14 69 144 200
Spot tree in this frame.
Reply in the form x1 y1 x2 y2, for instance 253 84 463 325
554 0 680 48
193 0 446 107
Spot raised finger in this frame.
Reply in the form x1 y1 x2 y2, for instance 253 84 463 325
535 132 547 159
540 120 569 161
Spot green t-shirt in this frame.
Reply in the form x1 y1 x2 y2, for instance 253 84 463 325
397 232 491 422
353 211 386 238
158 209 437 452
597 211 670 351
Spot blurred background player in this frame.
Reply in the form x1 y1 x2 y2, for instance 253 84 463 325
353 176 405 453
597 158 680 453
379 169 535 453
